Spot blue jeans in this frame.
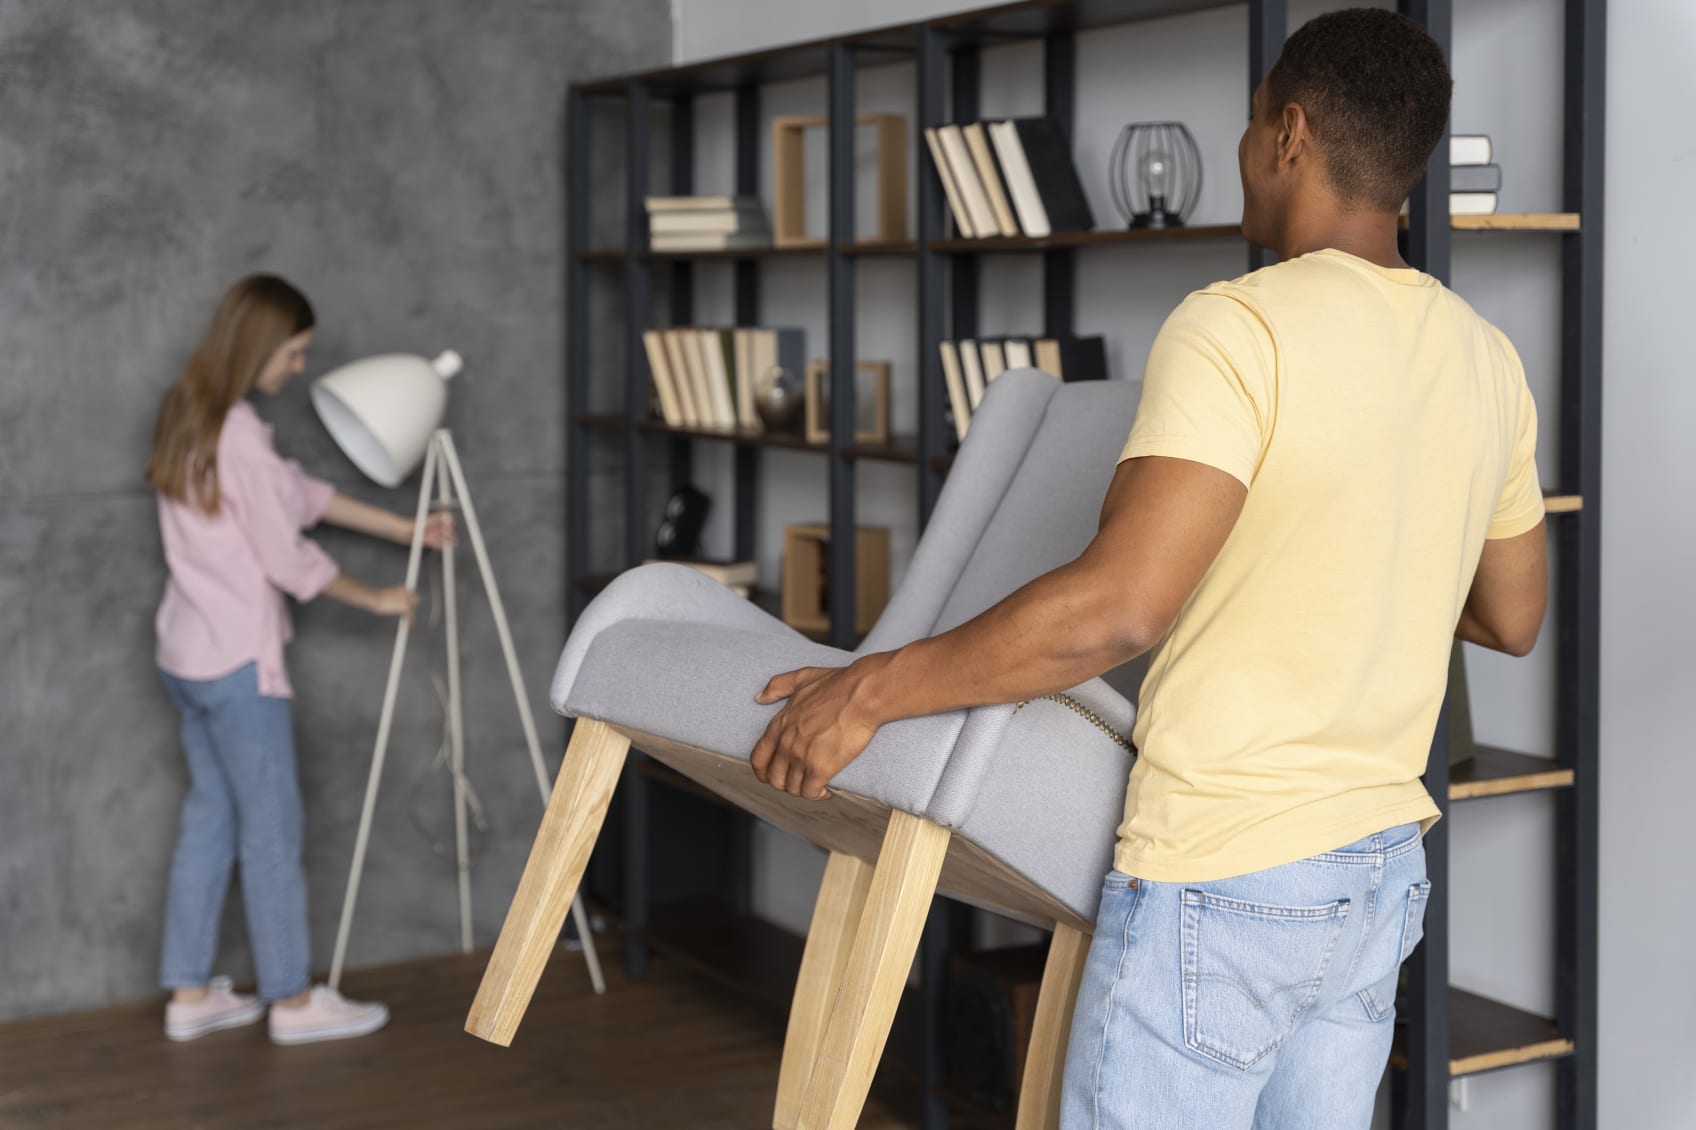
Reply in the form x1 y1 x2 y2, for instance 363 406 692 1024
158 663 311 1001
1061 824 1430 1129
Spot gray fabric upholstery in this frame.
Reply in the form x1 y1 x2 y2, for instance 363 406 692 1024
548 372 1149 923
952 695 1133 921
857 371 1059 653
565 618 1016 819
931 375 1142 634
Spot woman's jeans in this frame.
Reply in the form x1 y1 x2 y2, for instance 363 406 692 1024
158 663 311 1001
1061 824 1430 1129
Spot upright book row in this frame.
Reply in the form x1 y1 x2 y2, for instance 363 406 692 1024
941 336 1107 440
641 327 803 431
924 117 1095 240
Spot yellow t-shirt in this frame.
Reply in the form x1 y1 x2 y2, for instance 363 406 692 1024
1115 248 1543 883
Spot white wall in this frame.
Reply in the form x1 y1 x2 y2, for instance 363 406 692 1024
674 2 1696 1126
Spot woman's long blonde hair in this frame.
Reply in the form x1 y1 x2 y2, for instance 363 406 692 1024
146 274 315 514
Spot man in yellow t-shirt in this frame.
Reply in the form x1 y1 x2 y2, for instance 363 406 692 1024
749 9 1547 1127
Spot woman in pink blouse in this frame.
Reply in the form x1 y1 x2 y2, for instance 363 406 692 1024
146 274 451 1044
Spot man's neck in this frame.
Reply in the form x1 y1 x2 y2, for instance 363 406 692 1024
1277 199 1407 270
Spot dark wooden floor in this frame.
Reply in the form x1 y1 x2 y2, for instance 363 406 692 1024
0 943 922 1129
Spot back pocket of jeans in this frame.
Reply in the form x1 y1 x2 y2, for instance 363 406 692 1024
1180 890 1350 1070
1358 880 1432 1022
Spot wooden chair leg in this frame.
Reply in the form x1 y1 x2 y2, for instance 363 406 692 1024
1014 923 1092 1130
774 851 875 1130
797 811 951 1130
465 717 630 1046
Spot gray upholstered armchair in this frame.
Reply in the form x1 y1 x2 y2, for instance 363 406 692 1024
467 370 1144 1130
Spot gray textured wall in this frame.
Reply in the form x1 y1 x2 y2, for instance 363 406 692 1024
0 0 667 1020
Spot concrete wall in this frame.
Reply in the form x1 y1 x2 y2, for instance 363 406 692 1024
674 0 1696 1126
0 0 667 1020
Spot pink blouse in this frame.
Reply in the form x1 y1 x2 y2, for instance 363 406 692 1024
155 401 339 698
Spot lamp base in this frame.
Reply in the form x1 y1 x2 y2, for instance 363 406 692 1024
1128 210 1184 230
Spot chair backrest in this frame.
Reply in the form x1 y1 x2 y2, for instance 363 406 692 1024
859 370 1143 654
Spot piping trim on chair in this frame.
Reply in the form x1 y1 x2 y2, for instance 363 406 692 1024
1017 693 1134 752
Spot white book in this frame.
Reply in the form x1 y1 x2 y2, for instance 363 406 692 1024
1449 191 1499 215
651 209 767 234
1449 135 1492 166
988 121 1051 239
938 125 1000 239
960 339 986 409
939 341 971 442
663 329 700 427
697 329 737 429
1004 338 1033 370
642 330 683 426
924 127 977 238
963 123 1019 237
980 340 1007 383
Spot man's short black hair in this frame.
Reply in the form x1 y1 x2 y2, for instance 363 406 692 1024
1266 8 1452 210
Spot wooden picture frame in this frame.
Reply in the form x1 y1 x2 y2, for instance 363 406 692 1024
772 113 907 249
780 523 891 637
804 360 892 447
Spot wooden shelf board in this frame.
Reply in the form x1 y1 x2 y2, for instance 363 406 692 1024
1543 493 1583 514
577 413 628 432
843 434 920 464
931 223 1242 253
633 418 822 453
1450 746 1574 801
1391 988 1573 1077
580 240 919 263
1452 213 1580 232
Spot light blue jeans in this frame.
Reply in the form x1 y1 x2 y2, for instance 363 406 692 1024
158 663 311 1001
1061 824 1429 1129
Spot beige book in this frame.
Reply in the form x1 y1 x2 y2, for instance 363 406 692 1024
980 340 1007 383
663 329 700 426
641 330 682 426
733 328 761 431
1004 338 1033 370
939 341 971 442
1034 337 1063 379
962 123 1019 237
937 125 999 239
960 339 986 409
683 330 723 430
924 127 977 238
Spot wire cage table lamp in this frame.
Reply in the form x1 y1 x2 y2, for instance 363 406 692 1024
1109 121 1202 230
310 349 605 995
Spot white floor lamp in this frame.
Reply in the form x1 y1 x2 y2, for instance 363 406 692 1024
310 350 604 995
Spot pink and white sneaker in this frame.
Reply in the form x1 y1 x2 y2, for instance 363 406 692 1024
164 976 265 1041
267 985 389 1045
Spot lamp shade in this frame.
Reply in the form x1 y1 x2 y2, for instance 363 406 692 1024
310 350 462 487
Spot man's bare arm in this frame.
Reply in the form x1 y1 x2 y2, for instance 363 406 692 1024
1455 521 1547 656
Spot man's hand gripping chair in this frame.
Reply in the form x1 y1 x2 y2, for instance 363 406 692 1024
465 370 1144 1129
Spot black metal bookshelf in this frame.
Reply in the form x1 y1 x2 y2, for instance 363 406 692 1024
562 2 1603 1127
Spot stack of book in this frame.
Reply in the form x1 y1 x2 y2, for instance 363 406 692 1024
923 117 1095 240
940 336 1107 441
1448 135 1500 216
642 557 757 598
646 195 771 252
641 326 804 431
